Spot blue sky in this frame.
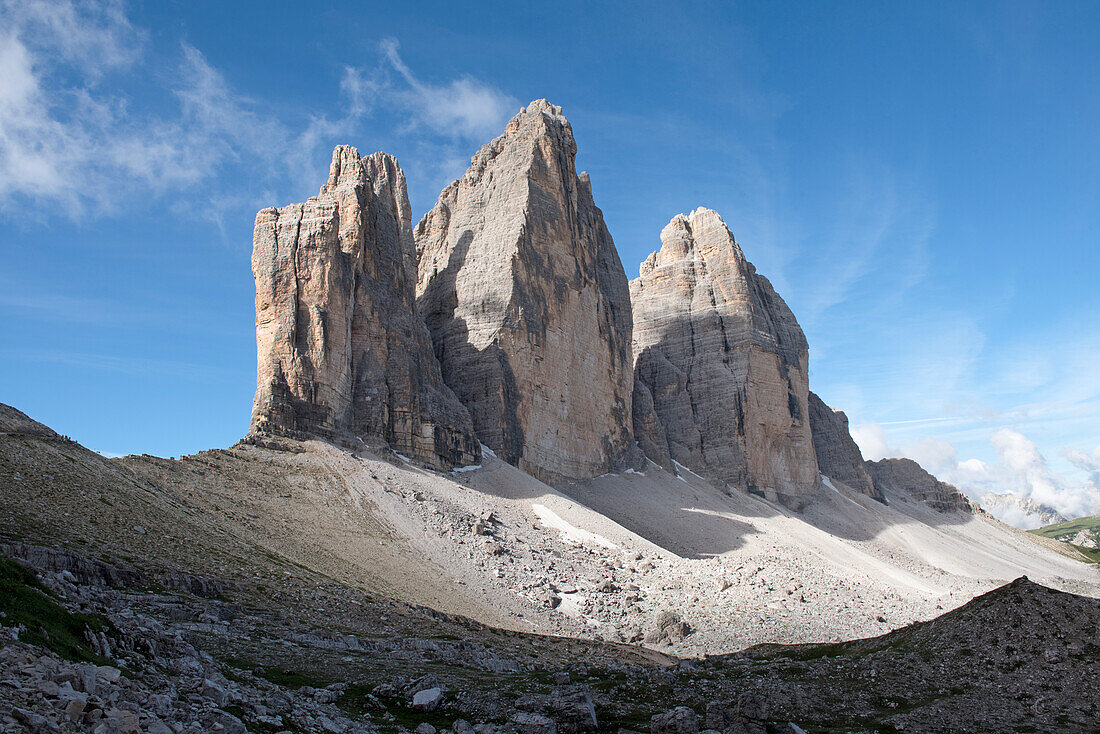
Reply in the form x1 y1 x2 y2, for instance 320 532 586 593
2 1 1098 521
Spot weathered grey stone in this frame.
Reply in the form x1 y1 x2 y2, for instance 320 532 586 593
412 686 444 711
651 706 699 734
415 100 641 484
510 711 557 734
807 391 883 501
644 610 692 644
866 458 976 513
202 678 229 707
737 692 768 722
547 684 597 733
630 208 819 507
250 146 480 469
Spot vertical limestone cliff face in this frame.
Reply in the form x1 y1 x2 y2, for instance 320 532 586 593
630 208 819 507
808 391 884 501
250 146 480 469
415 100 641 484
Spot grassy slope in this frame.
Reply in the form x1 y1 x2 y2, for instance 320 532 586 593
0 555 112 663
1028 516 1100 563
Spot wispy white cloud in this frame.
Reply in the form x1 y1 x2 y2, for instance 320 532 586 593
2 0 140 72
853 421 1100 525
0 1 356 218
334 38 520 208
795 157 934 333
378 38 517 141
1065 445 1100 487
0 5 518 222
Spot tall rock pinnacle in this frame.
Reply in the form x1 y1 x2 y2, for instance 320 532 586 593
630 208 819 507
415 100 641 484
250 146 480 468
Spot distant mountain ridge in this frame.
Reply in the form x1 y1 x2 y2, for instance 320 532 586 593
980 492 1067 529
1029 515 1100 563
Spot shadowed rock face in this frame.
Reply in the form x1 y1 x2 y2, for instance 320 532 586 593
630 208 819 507
250 146 480 469
415 100 641 484
808 391 884 501
866 458 976 513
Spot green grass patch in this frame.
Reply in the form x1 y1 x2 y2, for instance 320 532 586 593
0 554 112 663
340 685 457 732
1029 516 1100 562
1064 544 1100 563
1028 515 1100 538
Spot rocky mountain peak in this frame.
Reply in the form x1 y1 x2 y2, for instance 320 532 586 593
631 208 819 507
321 144 368 193
643 207 749 272
866 458 977 513
250 146 479 468
415 100 642 484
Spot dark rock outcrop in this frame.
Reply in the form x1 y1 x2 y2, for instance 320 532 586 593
808 391 883 501
866 458 976 513
250 146 480 468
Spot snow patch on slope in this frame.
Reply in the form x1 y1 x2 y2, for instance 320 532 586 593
532 503 617 549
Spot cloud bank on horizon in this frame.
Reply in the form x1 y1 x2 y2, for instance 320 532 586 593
853 422 1100 527
1 1 1097 529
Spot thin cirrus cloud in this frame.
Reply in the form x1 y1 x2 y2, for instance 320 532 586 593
340 39 517 143
0 2 514 220
377 38 518 141
0 2 342 217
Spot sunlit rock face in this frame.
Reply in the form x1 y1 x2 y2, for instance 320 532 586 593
630 208 819 508
250 146 480 469
867 458 977 513
415 100 642 484
808 391 884 501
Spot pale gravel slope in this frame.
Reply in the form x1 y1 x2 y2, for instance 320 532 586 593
287 441 1097 655
8 400 1091 658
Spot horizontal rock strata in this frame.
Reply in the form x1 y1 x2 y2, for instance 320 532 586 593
630 208 819 507
250 146 479 468
866 458 976 513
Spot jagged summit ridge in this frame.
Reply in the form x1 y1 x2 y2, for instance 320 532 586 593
630 207 820 507
866 458 977 513
245 101 979 517
250 145 479 468
415 100 642 484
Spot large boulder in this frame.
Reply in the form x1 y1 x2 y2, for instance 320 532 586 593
630 208 819 508
415 100 641 483
650 707 699 734
250 146 480 469
808 391 883 501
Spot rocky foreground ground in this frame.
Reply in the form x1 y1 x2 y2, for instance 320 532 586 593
1 541 1098 734
3 403 1100 732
